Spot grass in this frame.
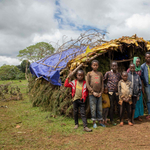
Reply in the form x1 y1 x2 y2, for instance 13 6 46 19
0 80 103 149
1 80 150 149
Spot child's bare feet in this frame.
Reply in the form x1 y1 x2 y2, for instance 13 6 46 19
119 122 123 126
128 121 133 126
104 121 109 125
131 119 135 124
138 117 142 122
74 125 79 129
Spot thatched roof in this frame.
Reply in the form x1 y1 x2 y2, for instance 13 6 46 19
30 33 150 86
68 34 150 71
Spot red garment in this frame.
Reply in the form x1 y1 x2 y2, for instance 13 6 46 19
127 68 141 76
64 78 88 102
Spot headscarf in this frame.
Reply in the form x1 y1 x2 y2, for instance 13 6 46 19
133 57 141 72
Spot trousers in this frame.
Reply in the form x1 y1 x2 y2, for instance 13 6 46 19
73 99 87 127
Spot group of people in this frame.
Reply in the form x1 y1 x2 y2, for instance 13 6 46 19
64 51 150 132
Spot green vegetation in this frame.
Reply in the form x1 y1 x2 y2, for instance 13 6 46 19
17 60 30 73
0 65 25 80
0 80 150 150
0 80 96 149
17 42 55 62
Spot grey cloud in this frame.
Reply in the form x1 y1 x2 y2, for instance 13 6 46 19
0 0 57 56
1 0 150 66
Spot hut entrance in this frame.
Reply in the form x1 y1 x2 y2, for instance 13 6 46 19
112 46 134 73
115 58 133 73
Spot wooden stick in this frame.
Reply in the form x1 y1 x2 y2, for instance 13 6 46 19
115 58 133 63
86 51 107 62
60 68 68 75
70 63 83 76
35 76 43 81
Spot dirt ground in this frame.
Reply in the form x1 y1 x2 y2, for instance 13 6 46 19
1 106 150 150
48 117 150 150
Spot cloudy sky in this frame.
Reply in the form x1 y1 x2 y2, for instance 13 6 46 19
0 0 150 66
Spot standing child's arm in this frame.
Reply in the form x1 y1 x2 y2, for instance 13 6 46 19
129 82 132 97
141 66 145 94
64 72 73 88
118 81 124 105
118 81 122 99
103 72 108 83
86 72 93 94
99 73 104 96
64 78 72 88
138 76 142 99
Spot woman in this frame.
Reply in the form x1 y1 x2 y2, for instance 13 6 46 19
127 57 144 121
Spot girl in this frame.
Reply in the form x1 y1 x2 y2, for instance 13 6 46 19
127 57 144 121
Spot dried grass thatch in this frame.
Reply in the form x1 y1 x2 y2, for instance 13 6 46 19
29 32 150 117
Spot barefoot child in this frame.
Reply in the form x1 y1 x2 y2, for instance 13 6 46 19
118 71 133 126
103 61 121 125
64 70 92 132
86 60 105 128
128 64 142 124
102 85 110 125
127 57 144 121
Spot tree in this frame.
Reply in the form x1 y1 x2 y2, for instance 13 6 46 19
17 42 55 80
20 60 30 73
0 65 25 80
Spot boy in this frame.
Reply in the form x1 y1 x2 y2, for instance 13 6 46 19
64 70 92 132
86 60 105 128
103 61 121 125
128 64 142 123
118 71 133 126
102 85 110 125
141 52 150 119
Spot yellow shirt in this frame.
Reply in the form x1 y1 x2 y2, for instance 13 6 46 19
102 93 110 108
146 64 150 84
73 81 83 101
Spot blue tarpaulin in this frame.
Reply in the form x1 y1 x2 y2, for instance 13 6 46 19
30 47 87 86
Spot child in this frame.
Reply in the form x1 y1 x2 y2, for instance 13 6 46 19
102 85 110 125
127 57 143 121
103 61 121 125
86 60 105 128
128 63 142 124
64 70 92 132
118 71 133 126
141 52 150 119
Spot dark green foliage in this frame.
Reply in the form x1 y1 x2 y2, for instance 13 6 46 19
0 65 25 80
17 42 55 62
20 60 30 73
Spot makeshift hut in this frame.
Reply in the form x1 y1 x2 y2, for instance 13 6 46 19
29 30 150 117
